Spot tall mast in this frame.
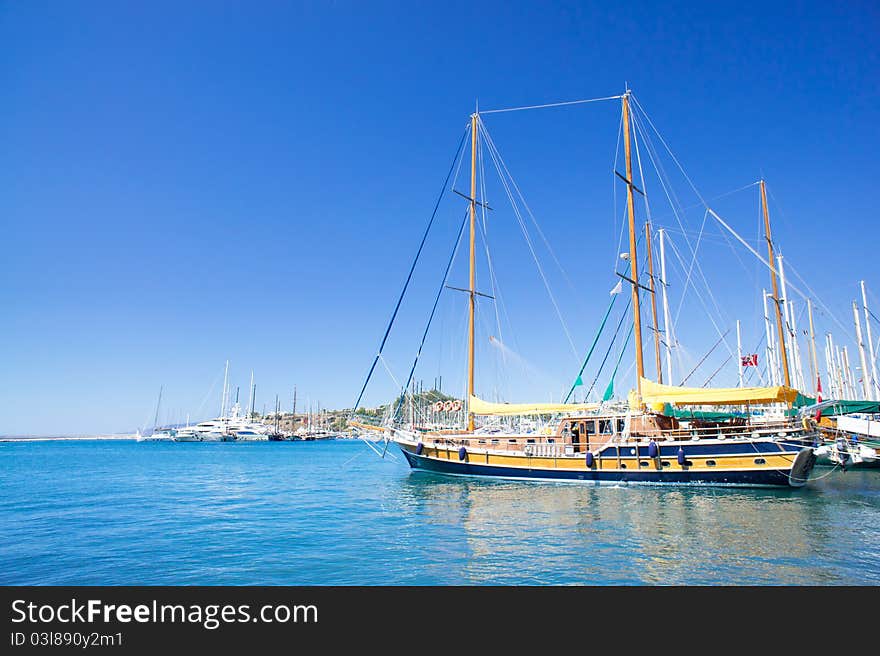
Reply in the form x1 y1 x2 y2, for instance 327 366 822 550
645 222 662 383
861 281 879 400
842 346 854 398
736 320 744 387
807 299 819 396
824 334 835 397
220 359 229 417
853 300 871 399
761 180 790 387
467 109 478 431
658 229 673 383
622 91 645 396
153 385 163 430
788 300 805 391
827 334 840 398
247 370 254 417
762 289 778 385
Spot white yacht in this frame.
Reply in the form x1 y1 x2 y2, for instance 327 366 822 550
170 361 269 442
227 402 269 440
173 427 202 442
136 427 176 442
137 386 176 441
189 418 234 441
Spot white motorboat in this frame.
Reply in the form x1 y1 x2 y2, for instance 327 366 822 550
136 427 176 442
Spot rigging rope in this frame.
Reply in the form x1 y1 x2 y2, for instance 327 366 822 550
480 94 623 115
478 119 581 362
392 210 470 423
605 322 635 398
679 329 730 386
350 127 469 417
664 234 739 367
632 93 853 362
563 293 619 403
585 296 633 399
478 117 585 314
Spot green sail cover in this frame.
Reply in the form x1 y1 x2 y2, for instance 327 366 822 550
816 400 880 416
660 403 745 421
792 393 817 408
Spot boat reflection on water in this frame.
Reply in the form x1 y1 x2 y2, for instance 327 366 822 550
396 471 880 585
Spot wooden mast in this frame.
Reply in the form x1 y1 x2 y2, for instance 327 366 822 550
622 92 645 397
760 180 790 387
645 221 662 383
467 110 478 431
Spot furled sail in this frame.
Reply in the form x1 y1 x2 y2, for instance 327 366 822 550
468 395 599 416
639 377 800 406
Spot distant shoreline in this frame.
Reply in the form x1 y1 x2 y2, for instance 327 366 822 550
0 434 138 442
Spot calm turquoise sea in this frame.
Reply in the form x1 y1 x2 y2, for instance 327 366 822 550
1 439 878 585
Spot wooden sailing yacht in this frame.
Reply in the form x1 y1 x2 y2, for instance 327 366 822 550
377 90 818 487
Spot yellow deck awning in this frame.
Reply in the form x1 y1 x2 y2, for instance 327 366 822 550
638 377 799 406
469 395 599 416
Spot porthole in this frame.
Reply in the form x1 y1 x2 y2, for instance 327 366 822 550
754 458 766 465
706 460 716 467
639 461 649 467
661 461 670 467
620 463 627 469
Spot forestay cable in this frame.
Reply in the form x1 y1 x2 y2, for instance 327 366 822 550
350 127 469 416
480 94 623 115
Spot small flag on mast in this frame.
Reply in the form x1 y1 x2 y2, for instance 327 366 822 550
609 280 623 295
602 377 614 401
815 375 823 421
741 354 758 367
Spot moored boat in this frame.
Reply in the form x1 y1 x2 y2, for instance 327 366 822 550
365 90 818 488
806 400 880 468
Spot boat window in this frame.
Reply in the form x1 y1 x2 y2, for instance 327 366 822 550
754 458 766 465
639 461 649 467
547 438 555 443
508 439 517 443
706 460 716 466
586 421 596 434
599 420 611 434
526 438 536 444
616 419 626 433
491 439 499 444
661 461 670 467
620 463 627 469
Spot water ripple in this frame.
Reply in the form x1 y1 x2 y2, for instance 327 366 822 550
0 440 878 584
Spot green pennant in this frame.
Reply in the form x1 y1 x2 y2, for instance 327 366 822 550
602 377 614 401
574 376 583 387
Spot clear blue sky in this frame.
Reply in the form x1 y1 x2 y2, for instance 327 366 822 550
2 1 878 434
